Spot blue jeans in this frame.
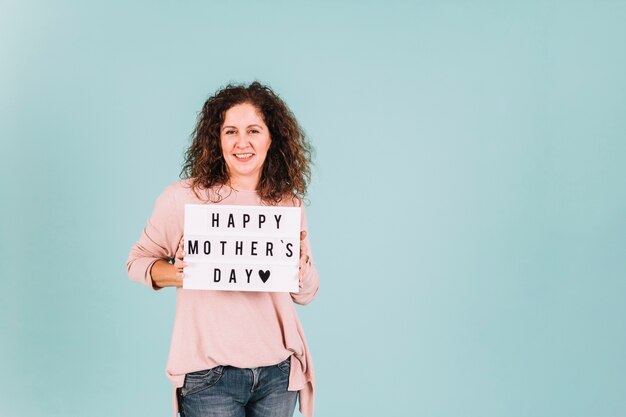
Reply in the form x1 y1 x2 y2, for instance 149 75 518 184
177 356 297 417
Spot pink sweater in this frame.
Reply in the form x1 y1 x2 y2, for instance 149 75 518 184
126 179 320 417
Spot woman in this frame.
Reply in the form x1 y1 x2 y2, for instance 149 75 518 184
126 81 320 417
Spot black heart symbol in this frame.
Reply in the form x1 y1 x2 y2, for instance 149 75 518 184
258 270 270 283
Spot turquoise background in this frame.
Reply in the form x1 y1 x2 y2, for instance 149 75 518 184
2 1 626 416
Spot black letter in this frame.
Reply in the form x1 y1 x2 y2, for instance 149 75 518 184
246 269 253 283
229 269 237 283
258 214 266 228
266 242 274 256
274 214 282 229
220 241 227 255
235 241 243 255
286 243 293 257
203 241 211 255
251 241 258 256
214 268 221 282
243 213 250 228
212 212 219 227
188 240 198 255
228 213 235 228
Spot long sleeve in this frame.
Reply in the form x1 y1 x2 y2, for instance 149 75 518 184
126 183 183 290
126 181 319 417
290 204 320 305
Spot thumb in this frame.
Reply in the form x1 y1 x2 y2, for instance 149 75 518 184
300 230 307 241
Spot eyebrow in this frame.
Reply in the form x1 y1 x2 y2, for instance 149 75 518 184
222 124 263 130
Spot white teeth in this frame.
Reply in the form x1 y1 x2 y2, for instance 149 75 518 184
235 153 253 159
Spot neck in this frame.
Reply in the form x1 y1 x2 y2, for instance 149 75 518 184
228 175 260 191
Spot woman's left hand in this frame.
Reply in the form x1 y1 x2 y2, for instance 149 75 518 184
298 230 312 288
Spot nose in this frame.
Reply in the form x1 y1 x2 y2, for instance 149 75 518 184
234 133 251 148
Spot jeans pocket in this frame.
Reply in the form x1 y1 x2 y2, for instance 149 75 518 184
275 356 291 375
182 366 225 397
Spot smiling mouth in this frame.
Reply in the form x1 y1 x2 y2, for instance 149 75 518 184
234 153 254 160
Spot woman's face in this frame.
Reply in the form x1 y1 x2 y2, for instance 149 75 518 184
220 102 272 190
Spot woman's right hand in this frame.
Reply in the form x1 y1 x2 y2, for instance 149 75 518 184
172 237 187 282
150 237 187 289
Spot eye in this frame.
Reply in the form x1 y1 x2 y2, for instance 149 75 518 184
249 129 260 134
225 130 236 135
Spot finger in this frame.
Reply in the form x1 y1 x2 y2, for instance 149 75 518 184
300 230 307 241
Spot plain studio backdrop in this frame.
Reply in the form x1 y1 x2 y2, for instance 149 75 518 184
2 1 625 416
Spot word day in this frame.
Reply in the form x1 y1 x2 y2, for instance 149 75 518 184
212 268 272 284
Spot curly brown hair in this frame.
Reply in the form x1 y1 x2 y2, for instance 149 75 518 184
180 81 313 204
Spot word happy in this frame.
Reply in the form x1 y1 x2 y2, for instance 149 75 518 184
210 212 283 230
